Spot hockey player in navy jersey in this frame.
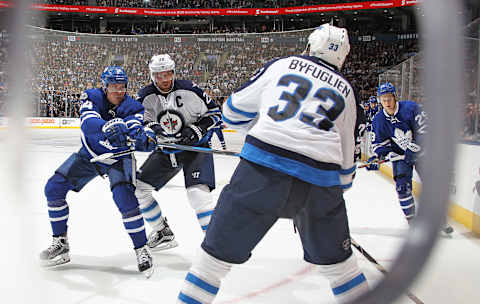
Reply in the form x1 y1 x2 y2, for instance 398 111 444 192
368 95 380 119
178 24 369 304
39 67 157 277
206 89 227 150
134 54 222 251
366 82 453 234
355 102 367 163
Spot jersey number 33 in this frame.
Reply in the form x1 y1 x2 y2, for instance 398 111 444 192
268 74 345 131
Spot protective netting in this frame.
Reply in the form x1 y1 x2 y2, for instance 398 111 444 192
378 17 480 141
1 26 419 118
28 26 310 117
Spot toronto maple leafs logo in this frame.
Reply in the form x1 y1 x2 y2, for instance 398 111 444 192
392 128 413 151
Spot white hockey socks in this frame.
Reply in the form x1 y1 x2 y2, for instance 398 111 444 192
135 180 165 229
186 184 216 232
317 254 369 303
178 248 232 304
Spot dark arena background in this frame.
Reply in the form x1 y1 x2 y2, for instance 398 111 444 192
0 1 479 303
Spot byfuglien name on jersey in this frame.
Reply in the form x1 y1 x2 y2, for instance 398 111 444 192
288 59 351 98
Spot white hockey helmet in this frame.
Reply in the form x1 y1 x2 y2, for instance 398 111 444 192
149 54 176 92
307 24 350 70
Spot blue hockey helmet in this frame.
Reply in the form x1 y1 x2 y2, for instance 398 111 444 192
368 96 377 104
377 82 396 97
101 66 128 89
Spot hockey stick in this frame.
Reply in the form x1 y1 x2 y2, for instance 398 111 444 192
156 142 241 157
90 148 135 163
358 154 405 169
350 238 425 304
90 142 240 163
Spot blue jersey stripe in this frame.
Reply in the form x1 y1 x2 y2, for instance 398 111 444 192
340 165 356 175
332 273 367 295
185 273 219 295
222 115 252 125
140 200 159 213
241 142 341 187
245 136 340 171
145 212 162 223
197 210 214 219
178 292 202 304
226 96 257 118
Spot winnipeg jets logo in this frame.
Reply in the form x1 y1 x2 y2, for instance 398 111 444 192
157 110 184 136
392 128 413 151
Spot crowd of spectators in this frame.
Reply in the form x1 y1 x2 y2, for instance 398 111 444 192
48 21 284 35
35 0 387 9
26 29 419 120
5 26 480 141
35 90 82 117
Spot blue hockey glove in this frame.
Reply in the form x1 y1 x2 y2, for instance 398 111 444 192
176 125 204 146
404 142 421 165
102 118 129 148
134 127 157 152
404 149 417 165
366 156 380 171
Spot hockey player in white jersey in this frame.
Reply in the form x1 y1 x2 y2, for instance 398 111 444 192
178 24 368 304
135 54 222 251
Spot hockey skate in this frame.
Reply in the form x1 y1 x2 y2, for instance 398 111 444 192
147 218 178 251
135 245 154 278
39 234 70 267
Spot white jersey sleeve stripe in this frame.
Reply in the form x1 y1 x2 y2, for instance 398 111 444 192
225 96 257 118
222 115 252 125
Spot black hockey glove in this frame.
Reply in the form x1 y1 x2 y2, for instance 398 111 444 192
177 125 205 146
146 122 166 136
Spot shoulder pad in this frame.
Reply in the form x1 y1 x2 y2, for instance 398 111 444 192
138 84 157 99
117 95 144 116
84 88 105 103
80 92 88 101
174 79 196 91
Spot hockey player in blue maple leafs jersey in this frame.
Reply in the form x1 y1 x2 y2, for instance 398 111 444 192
177 24 369 304
134 54 222 252
39 66 157 277
366 82 453 234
